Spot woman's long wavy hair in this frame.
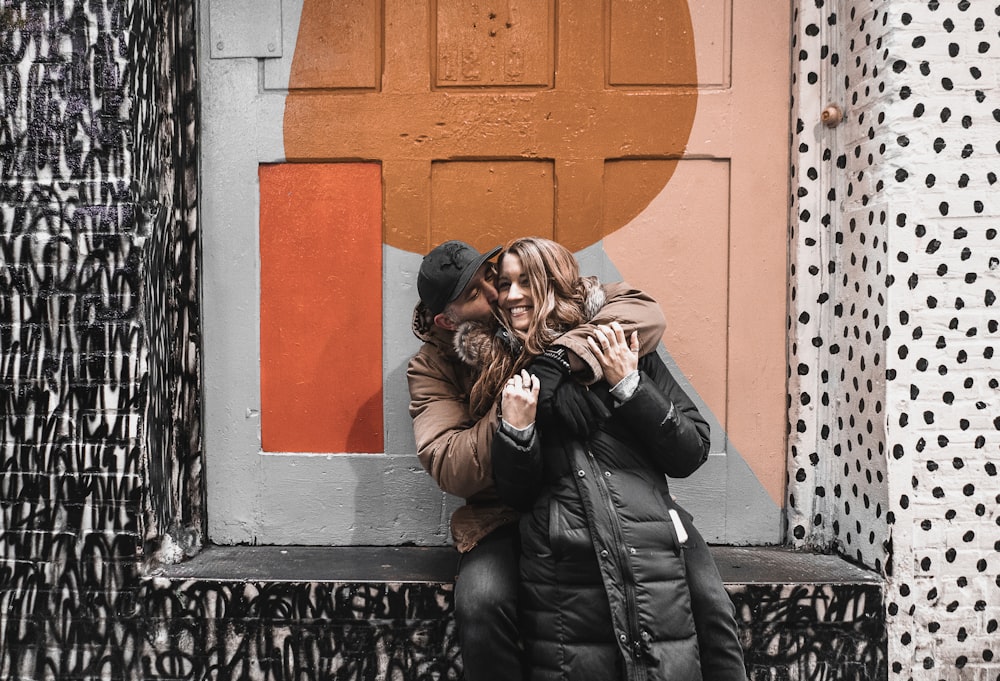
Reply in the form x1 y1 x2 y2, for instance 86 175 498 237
469 237 588 417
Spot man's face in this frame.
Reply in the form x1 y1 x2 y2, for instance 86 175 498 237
443 262 498 325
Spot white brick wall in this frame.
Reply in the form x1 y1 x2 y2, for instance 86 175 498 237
789 1 999 677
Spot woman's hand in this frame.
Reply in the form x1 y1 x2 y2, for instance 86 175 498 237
588 322 639 386
501 369 540 429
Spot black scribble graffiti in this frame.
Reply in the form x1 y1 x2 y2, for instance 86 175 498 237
138 580 463 681
1 1 201 679
732 584 886 681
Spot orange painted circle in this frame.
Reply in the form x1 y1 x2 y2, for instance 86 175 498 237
283 1 697 254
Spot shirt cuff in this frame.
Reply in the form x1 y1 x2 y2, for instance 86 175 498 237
500 419 536 445
609 370 640 403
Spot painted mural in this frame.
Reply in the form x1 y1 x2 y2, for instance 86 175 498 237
217 0 791 545
283 1 699 252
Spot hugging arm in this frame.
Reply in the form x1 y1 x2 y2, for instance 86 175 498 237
554 282 666 384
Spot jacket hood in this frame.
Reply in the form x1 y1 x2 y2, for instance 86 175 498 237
411 299 460 358
580 276 606 320
411 300 436 343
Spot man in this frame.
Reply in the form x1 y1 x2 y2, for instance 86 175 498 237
407 240 669 681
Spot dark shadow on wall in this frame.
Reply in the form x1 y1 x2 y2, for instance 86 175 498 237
345 390 383 454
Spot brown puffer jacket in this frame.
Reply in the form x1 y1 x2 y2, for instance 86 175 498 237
406 281 666 552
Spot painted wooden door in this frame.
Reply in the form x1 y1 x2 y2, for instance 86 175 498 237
200 0 790 544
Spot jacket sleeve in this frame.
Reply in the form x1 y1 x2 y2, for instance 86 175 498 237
613 352 710 478
491 426 544 512
553 282 666 385
407 349 500 499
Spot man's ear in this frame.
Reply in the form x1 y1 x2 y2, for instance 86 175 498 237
433 313 458 331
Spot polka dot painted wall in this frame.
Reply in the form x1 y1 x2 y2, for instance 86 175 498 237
788 0 892 574
788 1 1000 679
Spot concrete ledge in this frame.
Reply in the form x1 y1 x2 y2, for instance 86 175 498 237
158 545 459 583
159 544 881 586
710 546 881 584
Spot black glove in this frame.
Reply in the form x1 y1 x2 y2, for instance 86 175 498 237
529 353 610 438
529 352 571 419
551 380 611 438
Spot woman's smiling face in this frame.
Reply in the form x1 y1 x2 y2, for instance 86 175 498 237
497 253 534 332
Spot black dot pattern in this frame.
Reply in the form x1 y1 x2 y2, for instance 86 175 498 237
787 2 998 678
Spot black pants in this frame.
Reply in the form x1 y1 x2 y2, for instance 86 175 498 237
454 525 523 681
680 515 748 680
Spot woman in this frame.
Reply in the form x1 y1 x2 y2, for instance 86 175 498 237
456 237 744 681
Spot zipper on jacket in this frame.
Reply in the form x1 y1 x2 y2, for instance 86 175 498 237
585 448 647 679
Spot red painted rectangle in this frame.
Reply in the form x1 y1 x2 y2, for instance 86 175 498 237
259 163 383 453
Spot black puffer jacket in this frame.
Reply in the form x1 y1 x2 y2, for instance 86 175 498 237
492 352 710 681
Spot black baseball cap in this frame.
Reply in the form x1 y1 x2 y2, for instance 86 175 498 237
417 240 502 316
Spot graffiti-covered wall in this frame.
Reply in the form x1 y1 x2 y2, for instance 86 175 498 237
787 1 1000 678
131 0 201 561
0 0 201 677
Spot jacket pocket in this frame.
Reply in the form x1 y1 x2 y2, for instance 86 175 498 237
546 493 594 562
